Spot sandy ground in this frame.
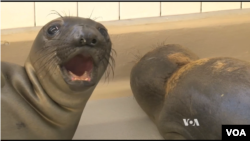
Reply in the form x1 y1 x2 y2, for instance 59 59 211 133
1 9 250 139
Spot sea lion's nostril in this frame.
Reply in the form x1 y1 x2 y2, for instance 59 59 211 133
80 33 98 46
80 37 87 45
91 39 97 45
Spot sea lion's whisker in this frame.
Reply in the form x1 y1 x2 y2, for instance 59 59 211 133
102 54 115 82
34 46 75 79
49 39 63 41
111 48 117 57
33 42 69 55
34 45 58 53
35 53 57 70
92 16 103 21
36 56 58 78
62 11 67 17
48 10 64 18
38 65 57 78
33 50 57 65
32 46 72 65
89 8 95 18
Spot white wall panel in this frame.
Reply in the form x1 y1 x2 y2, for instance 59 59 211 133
202 2 241 12
161 2 201 16
78 2 119 21
35 2 77 26
242 2 250 9
120 2 160 20
1 2 34 29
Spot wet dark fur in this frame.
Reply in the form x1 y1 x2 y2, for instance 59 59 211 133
31 12 116 82
130 44 199 121
1 14 116 140
130 44 250 139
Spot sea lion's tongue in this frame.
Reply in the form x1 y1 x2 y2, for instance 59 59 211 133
64 54 93 81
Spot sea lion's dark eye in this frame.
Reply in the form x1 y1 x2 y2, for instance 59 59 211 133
47 24 61 35
98 27 108 37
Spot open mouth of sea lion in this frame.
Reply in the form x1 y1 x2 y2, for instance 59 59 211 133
60 52 95 83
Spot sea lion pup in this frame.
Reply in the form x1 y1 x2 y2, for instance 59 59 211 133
130 44 200 122
1 16 115 139
130 44 250 139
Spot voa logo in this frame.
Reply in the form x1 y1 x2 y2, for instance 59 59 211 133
183 119 199 126
226 129 246 136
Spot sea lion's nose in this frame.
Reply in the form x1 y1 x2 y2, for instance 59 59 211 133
80 29 98 47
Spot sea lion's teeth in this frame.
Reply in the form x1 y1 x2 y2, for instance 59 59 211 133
81 71 91 81
69 71 91 81
69 71 77 77
82 71 90 78
83 71 88 76
69 71 78 81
